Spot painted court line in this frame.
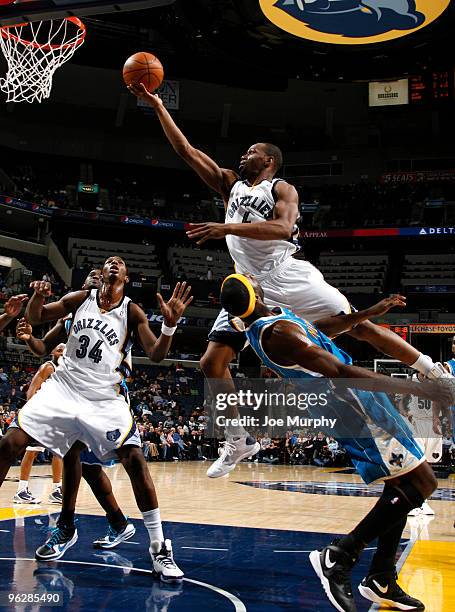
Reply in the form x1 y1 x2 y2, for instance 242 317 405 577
0 557 247 612
181 546 229 551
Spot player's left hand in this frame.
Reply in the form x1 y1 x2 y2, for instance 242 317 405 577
157 281 193 327
3 294 28 318
367 294 406 317
16 317 32 341
186 222 227 245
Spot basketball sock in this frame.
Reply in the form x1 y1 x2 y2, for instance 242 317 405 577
411 353 434 376
107 509 128 532
17 480 28 492
368 516 407 575
142 508 164 545
338 483 423 556
57 509 75 530
52 481 62 490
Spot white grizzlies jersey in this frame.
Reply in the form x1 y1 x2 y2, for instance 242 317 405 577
57 290 133 398
225 178 298 278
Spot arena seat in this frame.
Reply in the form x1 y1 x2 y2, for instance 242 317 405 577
69 238 161 277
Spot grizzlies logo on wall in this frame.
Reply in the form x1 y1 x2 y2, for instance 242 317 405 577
259 1 451 45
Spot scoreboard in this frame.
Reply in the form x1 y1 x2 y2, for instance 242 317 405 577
409 71 452 104
380 325 409 342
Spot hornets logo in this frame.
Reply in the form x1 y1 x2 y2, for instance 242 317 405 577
259 1 451 45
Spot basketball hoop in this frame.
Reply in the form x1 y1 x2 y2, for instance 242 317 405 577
0 16 86 103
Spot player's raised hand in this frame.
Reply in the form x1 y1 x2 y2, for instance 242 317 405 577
29 280 52 298
366 294 407 318
157 281 193 327
186 222 227 245
127 82 163 109
16 317 32 341
3 294 28 317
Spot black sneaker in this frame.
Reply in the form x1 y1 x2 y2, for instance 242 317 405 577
35 526 78 561
358 570 425 610
309 540 357 612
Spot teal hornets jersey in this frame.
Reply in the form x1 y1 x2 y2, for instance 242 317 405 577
245 307 352 378
243 307 424 484
446 358 455 375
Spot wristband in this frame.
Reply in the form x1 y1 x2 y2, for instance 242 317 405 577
161 322 177 336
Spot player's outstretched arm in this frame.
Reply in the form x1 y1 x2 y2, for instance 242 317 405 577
315 294 407 339
16 317 66 357
26 362 55 400
25 281 88 325
0 294 28 331
128 83 236 198
131 282 193 363
186 182 299 245
265 321 453 406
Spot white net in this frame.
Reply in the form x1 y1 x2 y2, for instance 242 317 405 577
0 17 85 103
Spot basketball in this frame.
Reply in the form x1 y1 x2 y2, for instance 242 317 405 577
122 52 164 92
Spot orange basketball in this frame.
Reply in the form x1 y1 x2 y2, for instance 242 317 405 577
122 52 164 92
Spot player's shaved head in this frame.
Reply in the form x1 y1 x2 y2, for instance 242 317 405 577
261 143 283 173
83 269 102 290
51 343 65 361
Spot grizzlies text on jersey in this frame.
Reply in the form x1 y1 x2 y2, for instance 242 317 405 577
225 178 298 277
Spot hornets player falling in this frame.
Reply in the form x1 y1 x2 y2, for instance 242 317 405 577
129 80 449 478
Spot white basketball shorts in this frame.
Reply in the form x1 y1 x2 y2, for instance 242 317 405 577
414 418 443 463
14 373 140 462
209 257 351 351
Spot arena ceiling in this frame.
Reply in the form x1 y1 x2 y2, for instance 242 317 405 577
1 1 455 87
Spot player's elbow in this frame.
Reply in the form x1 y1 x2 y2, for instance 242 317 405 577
278 222 294 240
174 141 192 160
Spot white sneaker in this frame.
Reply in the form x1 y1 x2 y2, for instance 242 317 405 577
408 506 423 517
150 539 184 583
206 436 261 478
13 488 41 504
421 501 435 515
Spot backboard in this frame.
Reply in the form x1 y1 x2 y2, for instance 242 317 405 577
0 0 175 26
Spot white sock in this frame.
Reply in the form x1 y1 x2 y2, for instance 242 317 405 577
52 482 62 490
411 353 435 376
17 480 28 492
142 508 164 550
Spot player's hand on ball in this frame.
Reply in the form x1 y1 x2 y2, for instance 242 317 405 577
157 281 193 327
186 222 227 245
16 317 32 341
367 294 406 317
3 294 28 317
127 82 163 108
29 280 52 298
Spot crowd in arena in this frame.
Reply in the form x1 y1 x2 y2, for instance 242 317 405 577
1 359 453 468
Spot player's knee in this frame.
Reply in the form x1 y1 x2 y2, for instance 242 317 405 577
349 320 375 341
0 430 28 460
119 447 146 477
200 351 216 377
81 464 100 485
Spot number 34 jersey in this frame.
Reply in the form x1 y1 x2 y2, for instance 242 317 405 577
57 289 133 400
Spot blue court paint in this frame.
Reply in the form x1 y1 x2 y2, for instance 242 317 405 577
236 480 455 501
0 514 385 611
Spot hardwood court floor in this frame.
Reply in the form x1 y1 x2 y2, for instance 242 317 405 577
1 461 454 611
1 461 454 537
